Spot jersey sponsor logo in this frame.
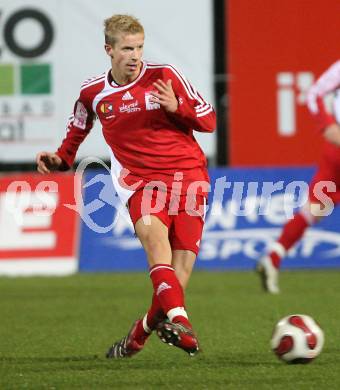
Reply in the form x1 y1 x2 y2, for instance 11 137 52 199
119 100 141 113
74 101 88 130
122 91 134 100
145 92 160 110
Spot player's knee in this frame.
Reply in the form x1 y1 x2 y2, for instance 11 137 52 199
141 234 170 258
145 237 168 253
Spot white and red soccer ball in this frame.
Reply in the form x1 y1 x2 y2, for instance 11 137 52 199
271 314 324 363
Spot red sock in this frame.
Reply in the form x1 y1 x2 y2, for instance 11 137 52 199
145 292 166 330
134 319 150 345
269 252 281 269
149 264 191 328
269 212 310 269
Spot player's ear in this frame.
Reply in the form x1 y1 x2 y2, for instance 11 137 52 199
104 44 113 58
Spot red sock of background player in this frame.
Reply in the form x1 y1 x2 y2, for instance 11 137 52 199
268 212 311 269
133 292 166 346
145 292 166 329
149 264 191 328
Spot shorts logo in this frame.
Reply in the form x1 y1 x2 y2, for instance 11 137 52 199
74 101 88 129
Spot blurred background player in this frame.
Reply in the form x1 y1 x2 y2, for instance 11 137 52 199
36 15 215 356
257 60 340 294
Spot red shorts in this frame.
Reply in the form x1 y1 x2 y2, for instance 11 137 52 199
128 188 206 255
309 168 340 204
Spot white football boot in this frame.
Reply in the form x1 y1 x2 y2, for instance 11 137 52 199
256 255 280 294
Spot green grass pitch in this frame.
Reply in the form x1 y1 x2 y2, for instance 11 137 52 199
0 270 339 389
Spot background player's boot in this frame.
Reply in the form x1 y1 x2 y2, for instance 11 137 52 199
256 256 280 294
156 319 200 356
106 319 147 358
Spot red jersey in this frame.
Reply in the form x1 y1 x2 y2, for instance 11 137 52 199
56 61 216 204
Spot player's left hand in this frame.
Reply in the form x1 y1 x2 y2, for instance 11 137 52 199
150 79 178 113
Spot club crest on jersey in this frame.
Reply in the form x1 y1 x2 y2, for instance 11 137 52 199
100 102 113 114
145 92 160 111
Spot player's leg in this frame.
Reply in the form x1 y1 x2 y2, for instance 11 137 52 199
170 195 205 289
257 201 324 294
106 219 171 358
257 171 337 293
172 249 196 289
156 196 205 355
107 189 172 358
155 249 199 356
141 248 197 334
136 249 197 349
137 215 199 355
136 215 192 322
106 215 171 358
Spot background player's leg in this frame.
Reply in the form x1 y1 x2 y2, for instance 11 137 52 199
257 200 323 294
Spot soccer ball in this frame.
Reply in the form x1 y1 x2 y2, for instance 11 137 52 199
271 314 324 363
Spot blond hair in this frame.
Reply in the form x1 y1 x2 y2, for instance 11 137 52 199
104 14 144 46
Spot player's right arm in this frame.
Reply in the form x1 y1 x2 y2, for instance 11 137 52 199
36 93 95 174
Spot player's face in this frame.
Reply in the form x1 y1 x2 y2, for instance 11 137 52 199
105 33 144 84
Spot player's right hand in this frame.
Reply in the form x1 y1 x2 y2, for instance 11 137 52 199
36 152 62 174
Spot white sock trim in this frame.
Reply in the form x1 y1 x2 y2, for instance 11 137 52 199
142 314 152 334
270 242 286 258
149 265 174 276
167 307 188 322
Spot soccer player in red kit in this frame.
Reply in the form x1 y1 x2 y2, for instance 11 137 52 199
257 60 340 294
36 15 215 356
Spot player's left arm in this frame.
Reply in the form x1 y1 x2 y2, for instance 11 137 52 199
149 67 216 132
